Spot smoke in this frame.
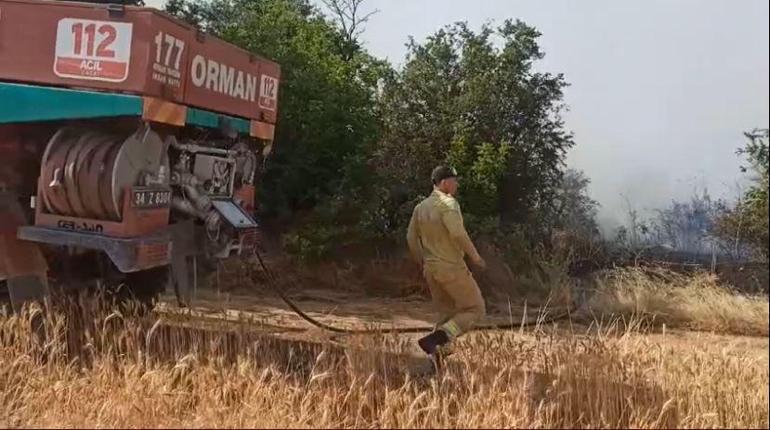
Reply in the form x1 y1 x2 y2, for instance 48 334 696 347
579 147 761 238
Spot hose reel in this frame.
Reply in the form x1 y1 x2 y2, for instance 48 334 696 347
39 126 169 221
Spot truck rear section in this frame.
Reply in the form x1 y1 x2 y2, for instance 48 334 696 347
0 0 280 309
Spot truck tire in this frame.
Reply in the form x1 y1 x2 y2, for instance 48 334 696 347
118 266 169 312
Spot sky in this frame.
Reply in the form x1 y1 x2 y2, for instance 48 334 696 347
148 0 770 232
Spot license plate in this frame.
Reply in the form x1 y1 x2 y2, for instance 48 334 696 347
131 188 171 209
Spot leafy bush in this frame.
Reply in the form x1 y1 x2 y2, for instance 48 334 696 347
714 129 769 260
374 21 574 235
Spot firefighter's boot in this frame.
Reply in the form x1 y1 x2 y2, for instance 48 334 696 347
418 329 450 355
418 329 450 371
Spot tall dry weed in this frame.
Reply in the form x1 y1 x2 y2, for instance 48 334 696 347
587 267 769 337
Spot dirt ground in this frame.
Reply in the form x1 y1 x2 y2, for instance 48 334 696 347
155 282 770 368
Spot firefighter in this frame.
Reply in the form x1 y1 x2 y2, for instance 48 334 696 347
406 166 486 366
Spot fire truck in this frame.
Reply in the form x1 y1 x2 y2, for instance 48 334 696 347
0 0 279 310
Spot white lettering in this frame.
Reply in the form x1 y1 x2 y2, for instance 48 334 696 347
245 74 258 102
191 55 206 87
189 54 261 103
219 63 235 97
206 59 219 91
80 60 103 71
234 70 245 99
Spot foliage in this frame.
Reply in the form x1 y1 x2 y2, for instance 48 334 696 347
283 224 344 263
373 21 575 240
549 168 600 239
319 0 379 48
714 129 769 260
447 132 511 218
165 1 591 262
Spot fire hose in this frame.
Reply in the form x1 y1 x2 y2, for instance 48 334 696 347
251 249 590 335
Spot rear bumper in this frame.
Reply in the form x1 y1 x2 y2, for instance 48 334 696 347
17 226 170 273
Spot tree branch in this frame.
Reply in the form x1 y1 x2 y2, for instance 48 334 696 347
321 0 379 43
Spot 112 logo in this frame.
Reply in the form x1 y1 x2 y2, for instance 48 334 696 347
54 18 133 82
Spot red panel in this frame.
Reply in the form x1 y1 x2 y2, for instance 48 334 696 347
182 31 281 122
0 0 280 122
143 12 194 102
257 60 280 123
0 0 160 97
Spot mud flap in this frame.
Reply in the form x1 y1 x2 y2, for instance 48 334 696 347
6 275 49 313
0 192 49 312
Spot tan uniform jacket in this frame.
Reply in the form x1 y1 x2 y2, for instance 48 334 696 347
406 189 481 271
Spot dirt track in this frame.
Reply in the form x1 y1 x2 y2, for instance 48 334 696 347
154 285 769 367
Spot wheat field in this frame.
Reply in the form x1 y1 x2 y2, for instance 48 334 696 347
1 272 768 429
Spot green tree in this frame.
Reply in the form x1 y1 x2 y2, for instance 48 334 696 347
549 168 599 239
715 129 769 260
164 3 581 261
374 21 574 239
166 0 388 219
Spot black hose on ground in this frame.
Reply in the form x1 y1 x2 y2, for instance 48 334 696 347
252 249 588 335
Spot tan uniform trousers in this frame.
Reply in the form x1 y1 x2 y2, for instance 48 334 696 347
423 264 486 339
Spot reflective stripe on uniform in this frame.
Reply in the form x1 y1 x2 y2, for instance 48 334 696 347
441 320 462 339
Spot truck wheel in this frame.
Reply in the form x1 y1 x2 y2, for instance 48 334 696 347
96 266 169 315
119 267 169 312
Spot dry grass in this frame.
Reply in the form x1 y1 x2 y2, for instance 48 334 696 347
1 290 768 429
586 267 770 337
